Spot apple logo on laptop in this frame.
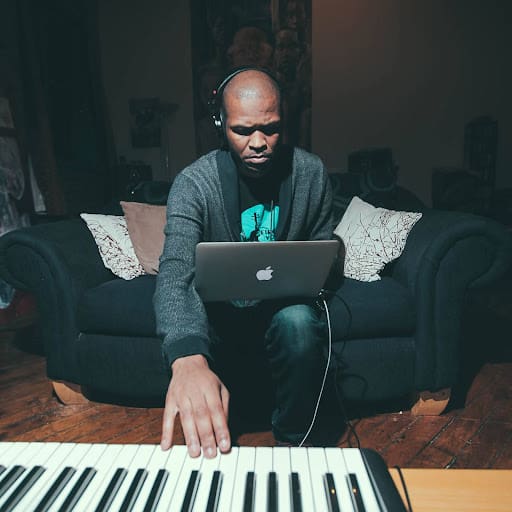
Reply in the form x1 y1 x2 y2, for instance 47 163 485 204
256 266 273 281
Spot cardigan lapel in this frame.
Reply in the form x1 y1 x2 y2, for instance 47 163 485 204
217 150 241 241
275 146 293 241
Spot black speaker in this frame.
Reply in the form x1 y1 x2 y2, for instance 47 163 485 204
114 161 153 199
348 148 397 193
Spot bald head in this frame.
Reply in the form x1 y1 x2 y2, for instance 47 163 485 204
219 69 282 178
221 69 281 115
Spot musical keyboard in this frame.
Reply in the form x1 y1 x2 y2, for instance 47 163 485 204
0 443 406 511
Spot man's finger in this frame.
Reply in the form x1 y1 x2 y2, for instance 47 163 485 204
160 400 177 451
216 385 231 453
194 398 219 459
180 401 202 458
221 384 230 418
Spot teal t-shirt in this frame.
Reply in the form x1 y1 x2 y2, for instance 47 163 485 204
239 173 280 242
240 203 280 242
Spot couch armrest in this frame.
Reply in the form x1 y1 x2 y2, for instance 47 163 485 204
392 209 512 391
0 218 116 380
392 210 511 292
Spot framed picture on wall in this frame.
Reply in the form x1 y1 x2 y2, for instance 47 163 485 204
129 97 161 148
190 0 312 157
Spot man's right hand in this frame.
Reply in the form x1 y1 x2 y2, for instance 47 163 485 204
160 354 231 459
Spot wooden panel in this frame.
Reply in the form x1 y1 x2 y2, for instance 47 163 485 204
391 469 512 512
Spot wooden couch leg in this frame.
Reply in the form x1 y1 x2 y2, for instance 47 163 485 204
52 380 89 405
411 388 451 415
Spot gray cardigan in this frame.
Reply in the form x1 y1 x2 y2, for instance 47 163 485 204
154 146 333 368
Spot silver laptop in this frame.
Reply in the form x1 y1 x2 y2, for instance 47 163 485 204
194 240 342 302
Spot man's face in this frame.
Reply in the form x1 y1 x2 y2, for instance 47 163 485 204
223 90 281 178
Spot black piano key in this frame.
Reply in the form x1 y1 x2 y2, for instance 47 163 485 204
205 470 222 512
119 468 148 512
57 467 97 512
0 465 46 512
0 465 25 499
33 466 76 512
142 469 168 512
180 469 200 512
290 472 302 512
242 471 255 512
267 471 278 512
0 466 5 478
347 473 366 512
94 467 128 512
323 473 340 512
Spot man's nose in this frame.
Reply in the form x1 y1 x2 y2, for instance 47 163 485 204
249 131 267 151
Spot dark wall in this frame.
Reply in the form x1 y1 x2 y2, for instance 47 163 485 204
312 0 512 205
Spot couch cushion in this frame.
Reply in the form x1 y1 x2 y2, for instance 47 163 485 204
78 275 157 337
328 277 415 340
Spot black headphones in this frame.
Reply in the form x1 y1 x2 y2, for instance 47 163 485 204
208 66 281 139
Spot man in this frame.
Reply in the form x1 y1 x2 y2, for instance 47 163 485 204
155 68 334 459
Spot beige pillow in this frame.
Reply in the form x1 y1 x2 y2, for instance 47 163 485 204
120 201 167 274
334 196 422 282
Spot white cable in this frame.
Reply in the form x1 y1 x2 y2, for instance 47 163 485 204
298 297 332 447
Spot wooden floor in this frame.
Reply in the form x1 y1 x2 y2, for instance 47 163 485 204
1 320 511 470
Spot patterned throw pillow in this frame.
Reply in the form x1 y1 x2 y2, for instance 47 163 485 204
334 196 422 282
80 213 145 280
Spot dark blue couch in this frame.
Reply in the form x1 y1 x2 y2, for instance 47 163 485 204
0 180 510 414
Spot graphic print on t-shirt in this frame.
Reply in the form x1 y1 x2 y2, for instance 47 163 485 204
240 203 280 242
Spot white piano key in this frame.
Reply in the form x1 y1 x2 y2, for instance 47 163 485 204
41 443 105 512
273 447 291 512
192 450 221 512
156 445 188 511
325 447 357 511
307 447 334 512
18 442 78 511
229 447 256 512
0 443 13 456
132 445 171 511
72 443 126 511
253 446 273 512
153 445 188 511
92 444 141 511
290 447 315 512
107 444 155 511
55 443 107 512
0 443 27 466
215 447 239 512
0 442 55 508
168 447 204 512
342 449 380 512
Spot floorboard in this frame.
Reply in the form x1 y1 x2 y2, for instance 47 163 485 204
1 325 511 470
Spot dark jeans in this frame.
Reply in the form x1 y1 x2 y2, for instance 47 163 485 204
206 299 328 444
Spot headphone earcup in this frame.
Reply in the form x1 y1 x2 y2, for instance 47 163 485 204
211 109 226 148
208 94 223 136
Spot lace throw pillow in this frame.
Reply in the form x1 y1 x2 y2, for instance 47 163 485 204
80 213 145 280
334 196 422 282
